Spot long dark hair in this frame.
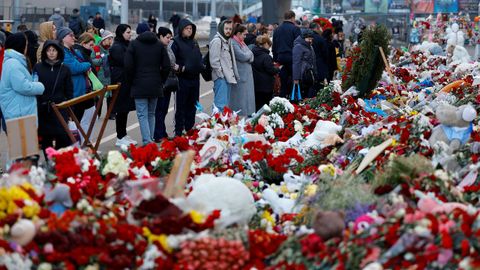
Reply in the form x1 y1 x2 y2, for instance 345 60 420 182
115 24 131 43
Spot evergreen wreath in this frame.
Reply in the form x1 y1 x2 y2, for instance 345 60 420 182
342 25 391 97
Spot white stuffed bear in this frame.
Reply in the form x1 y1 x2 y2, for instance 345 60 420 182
429 103 477 153
446 23 465 47
261 188 298 215
10 219 36 246
303 120 343 148
186 174 256 228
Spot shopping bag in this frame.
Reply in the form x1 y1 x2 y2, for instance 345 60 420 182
290 84 302 102
87 71 104 91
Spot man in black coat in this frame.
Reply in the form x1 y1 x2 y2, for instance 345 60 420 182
125 23 171 145
33 40 73 152
171 19 204 137
310 22 329 91
92 12 105 30
169 12 181 36
272 10 301 98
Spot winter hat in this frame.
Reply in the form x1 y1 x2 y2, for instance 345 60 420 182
136 23 150 35
5 32 27 54
302 29 314 39
0 31 5 46
56 27 73 42
100 29 114 42
54 7 61 13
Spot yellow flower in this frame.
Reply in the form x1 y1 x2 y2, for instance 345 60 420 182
391 139 397 146
290 193 298 200
142 227 172 253
189 210 204 224
262 210 275 227
410 110 418 116
280 185 289 194
305 185 318 196
319 164 336 176
23 204 40 218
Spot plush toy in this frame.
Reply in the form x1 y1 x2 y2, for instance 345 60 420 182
303 120 343 148
446 23 465 47
447 45 471 65
186 174 256 228
44 183 73 216
415 190 468 214
262 188 297 215
283 171 310 192
312 210 345 241
429 103 476 153
10 219 36 246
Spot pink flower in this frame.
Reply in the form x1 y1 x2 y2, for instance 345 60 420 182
45 147 59 160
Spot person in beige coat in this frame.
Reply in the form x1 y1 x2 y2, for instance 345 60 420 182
36 21 57 63
209 20 238 112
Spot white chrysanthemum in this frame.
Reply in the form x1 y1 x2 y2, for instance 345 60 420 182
102 151 130 179
269 97 294 115
268 113 285 129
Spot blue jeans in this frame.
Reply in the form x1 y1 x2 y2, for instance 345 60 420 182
213 78 231 112
135 98 157 145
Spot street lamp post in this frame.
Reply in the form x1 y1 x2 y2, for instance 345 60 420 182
159 0 164 22
121 0 128 24
209 0 217 41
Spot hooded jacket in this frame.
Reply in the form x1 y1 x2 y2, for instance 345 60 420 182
0 49 45 121
171 19 203 79
37 21 56 63
292 36 317 81
33 40 73 135
209 21 239 84
63 45 91 97
124 31 171 98
251 45 278 93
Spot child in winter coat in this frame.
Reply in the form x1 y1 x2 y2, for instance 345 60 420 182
33 40 73 152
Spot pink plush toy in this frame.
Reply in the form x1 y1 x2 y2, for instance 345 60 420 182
416 191 468 214
418 197 467 214
353 215 376 233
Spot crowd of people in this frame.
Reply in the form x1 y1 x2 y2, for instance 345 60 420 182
0 9 346 158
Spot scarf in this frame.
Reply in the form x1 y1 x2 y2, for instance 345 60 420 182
232 35 246 48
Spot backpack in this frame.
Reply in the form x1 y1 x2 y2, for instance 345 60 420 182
201 46 212 82
69 17 81 36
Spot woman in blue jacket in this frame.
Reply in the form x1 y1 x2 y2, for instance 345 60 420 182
0 33 45 122
57 27 92 121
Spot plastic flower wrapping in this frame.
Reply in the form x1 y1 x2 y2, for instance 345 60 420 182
4 33 480 269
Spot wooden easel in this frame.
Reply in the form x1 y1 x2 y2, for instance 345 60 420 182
51 84 120 158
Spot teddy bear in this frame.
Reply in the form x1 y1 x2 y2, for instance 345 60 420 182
312 210 345 241
185 174 256 228
429 103 476 154
303 120 344 149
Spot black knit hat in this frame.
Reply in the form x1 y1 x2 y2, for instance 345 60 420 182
5 32 27 54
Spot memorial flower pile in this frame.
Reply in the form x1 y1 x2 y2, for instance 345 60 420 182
2 34 480 269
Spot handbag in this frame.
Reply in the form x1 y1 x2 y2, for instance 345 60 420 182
291 84 302 102
163 71 179 92
87 71 104 91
